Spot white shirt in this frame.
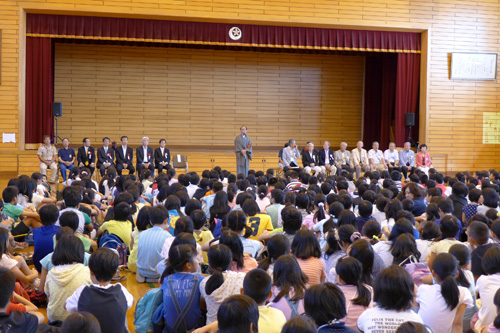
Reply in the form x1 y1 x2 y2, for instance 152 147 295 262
323 150 329 165
143 146 148 163
417 284 473 333
384 149 399 164
415 239 433 263
475 273 500 330
56 207 85 234
357 306 423 333
122 146 128 159
103 146 108 154
160 147 164 156
373 241 393 267
368 149 384 165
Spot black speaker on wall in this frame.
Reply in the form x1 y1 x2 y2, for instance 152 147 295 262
405 113 415 127
52 102 62 117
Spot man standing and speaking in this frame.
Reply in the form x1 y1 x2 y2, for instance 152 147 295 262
234 125 252 176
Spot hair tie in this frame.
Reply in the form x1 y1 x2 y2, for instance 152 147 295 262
334 229 340 241
318 202 325 208
350 232 361 243
372 235 379 241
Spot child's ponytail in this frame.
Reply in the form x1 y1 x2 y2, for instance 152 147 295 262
205 244 233 295
433 253 459 310
335 256 371 307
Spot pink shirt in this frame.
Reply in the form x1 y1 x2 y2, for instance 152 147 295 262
296 257 326 286
339 284 373 329
416 152 431 167
269 286 305 320
230 255 258 273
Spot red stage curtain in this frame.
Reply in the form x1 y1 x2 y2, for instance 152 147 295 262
25 37 54 144
363 54 397 148
27 14 421 53
364 53 419 148
395 53 420 145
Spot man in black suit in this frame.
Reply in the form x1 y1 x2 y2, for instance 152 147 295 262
97 137 115 177
115 136 135 176
136 136 155 176
302 142 321 174
318 141 338 175
77 137 96 175
154 138 171 174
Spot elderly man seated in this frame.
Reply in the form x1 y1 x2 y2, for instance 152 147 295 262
302 142 321 175
334 142 354 175
318 141 337 175
368 141 388 173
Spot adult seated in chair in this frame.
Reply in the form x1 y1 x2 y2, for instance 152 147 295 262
37 135 58 184
154 138 171 174
97 137 115 177
384 142 401 175
334 142 354 176
282 139 301 170
368 141 388 173
318 141 337 175
302 142 322 174
58 138 75 186
399 141 416 180
136 136 155 176
352 141 370 179
115 136 135 176
77 137 96 176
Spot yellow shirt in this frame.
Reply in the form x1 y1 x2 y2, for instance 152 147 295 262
247 213 274 241
258 306 287 333
100 219 133 248
194 229 214 263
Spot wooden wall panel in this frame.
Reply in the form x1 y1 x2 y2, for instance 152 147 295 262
53 43 364 149
0 0 500 173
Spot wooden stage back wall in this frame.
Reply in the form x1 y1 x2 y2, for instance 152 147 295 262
54 42 365 162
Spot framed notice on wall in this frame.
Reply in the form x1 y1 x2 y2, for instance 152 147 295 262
451 52 498 80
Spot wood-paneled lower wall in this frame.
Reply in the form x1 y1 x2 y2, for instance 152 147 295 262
54 43 364 149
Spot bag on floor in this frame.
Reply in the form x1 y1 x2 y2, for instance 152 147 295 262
400 255 431 286
99 233 128 266
134 287 164 333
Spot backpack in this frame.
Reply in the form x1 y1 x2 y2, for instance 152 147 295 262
399 255 431 286
134 287 164 333
99 233 128 266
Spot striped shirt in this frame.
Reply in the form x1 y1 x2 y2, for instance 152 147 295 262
137 226 171 278
296 257 326 286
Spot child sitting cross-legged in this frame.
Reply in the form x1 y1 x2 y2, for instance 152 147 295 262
66 247 133 332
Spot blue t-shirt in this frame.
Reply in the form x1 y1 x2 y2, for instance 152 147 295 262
33 225 60 272
58 147 75 163
39 252 91 272
161 273 204 332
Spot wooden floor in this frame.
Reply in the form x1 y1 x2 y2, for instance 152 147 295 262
23 245 160 332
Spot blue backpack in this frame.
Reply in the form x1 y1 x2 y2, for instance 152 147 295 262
134 287 163 333
99 233 128 266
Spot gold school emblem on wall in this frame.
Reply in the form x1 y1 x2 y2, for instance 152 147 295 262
229 27 242 41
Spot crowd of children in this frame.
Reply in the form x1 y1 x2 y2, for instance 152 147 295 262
3 166 500 332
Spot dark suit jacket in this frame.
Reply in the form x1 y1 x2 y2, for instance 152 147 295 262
154 147 171 165
116 146 134 166
77 146 96 166
302 151 319 168
318 149 335 166
97 147 115 167
136 146 154 167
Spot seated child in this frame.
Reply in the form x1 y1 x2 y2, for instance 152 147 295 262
158 244 204 332
136 206 171 281
66 248 133 332
45 235 92 323
33 204 60 272
0 267 44 332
